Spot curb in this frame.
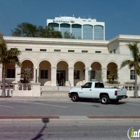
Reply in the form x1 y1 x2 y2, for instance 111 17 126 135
0 116 140 123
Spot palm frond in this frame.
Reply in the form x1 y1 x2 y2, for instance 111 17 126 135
120 60 133 69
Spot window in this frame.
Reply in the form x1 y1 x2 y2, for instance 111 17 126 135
82 82 92 88
95 82 104 88
40 70 48 79
95 51 101 53
82 50 88 53
68 50 75 52
54 49 61 52
83 25 93 40
7 69 15 78
60 23 70 37
48 23 59 31
72 24 82 39
94 25 104 40
25 48 32 51
74 70 80 79
130 70 135 79
40 49 47 52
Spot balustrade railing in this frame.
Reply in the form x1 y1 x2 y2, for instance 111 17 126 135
105 84 140 91
18 83 32 90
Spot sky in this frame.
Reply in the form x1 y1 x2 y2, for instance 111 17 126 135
0 0 140 40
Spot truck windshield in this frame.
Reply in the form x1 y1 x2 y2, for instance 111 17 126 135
95 82 104 88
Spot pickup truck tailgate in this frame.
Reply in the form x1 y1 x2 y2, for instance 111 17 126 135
117 88 127 96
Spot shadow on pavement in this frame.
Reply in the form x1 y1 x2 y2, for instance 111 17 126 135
31 118 49 140
77 99 126 105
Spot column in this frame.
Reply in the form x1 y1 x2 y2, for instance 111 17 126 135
102 68 107 82
33 66 39 83
36 67 39 83
0 65 2 82
85 67 89 82
51 67 57 86
118 68 122 84
81 25 83 39
15 65 21 83
68 67 74 87
70 24 72 33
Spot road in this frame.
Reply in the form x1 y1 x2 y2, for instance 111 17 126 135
0 98 140 117
0 97 140 139
0 120 140 140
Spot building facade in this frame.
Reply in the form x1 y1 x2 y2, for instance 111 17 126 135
0 35 140 87
47 16 105 40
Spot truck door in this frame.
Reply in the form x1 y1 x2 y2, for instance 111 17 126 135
79 82 93 98
93 82 104 98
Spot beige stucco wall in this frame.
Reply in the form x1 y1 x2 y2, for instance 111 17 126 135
2 35 140 86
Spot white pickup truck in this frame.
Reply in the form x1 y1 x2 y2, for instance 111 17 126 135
68 81 127 104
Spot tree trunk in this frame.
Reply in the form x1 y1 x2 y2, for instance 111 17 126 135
134 74 138 97
1 64 6 96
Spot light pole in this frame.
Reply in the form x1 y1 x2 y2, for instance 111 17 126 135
89 67 92 81
35 66 37 83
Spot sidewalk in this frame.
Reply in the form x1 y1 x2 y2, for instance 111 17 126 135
0 92 140 102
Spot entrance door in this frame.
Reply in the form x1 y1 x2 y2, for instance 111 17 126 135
57 71 65 86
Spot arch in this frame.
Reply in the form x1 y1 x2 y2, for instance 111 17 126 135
60 23 70 28
73 60 86 68
39 60 51 86
37 59 52 67
74 61 85 86
56 59 69 67
107 62 118 82
56 61 69 86
107 62 118 70
91 62 102 70
21 60 34 82
20 58 34 64
90 62 102 81
48 23 59 31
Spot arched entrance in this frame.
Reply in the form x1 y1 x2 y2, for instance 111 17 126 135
21 60 34 82
74 61 85 86
39 61 51 86
91 62 102 81
107 62 118 83
57 61 68 86
5 63 15 83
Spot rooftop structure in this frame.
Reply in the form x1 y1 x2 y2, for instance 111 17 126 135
47 16 105 40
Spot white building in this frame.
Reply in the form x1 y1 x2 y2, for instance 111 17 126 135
47 16 105 40
0 34 140 87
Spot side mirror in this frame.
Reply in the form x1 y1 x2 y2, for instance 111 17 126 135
81 85 83 88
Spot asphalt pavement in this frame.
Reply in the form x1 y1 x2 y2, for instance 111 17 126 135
0 92 140 122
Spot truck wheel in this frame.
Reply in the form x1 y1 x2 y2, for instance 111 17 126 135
101 95 109 104
71 93 79 102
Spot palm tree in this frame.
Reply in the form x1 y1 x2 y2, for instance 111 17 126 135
0 33 21 96
120 42 140 97
20 67 32 83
